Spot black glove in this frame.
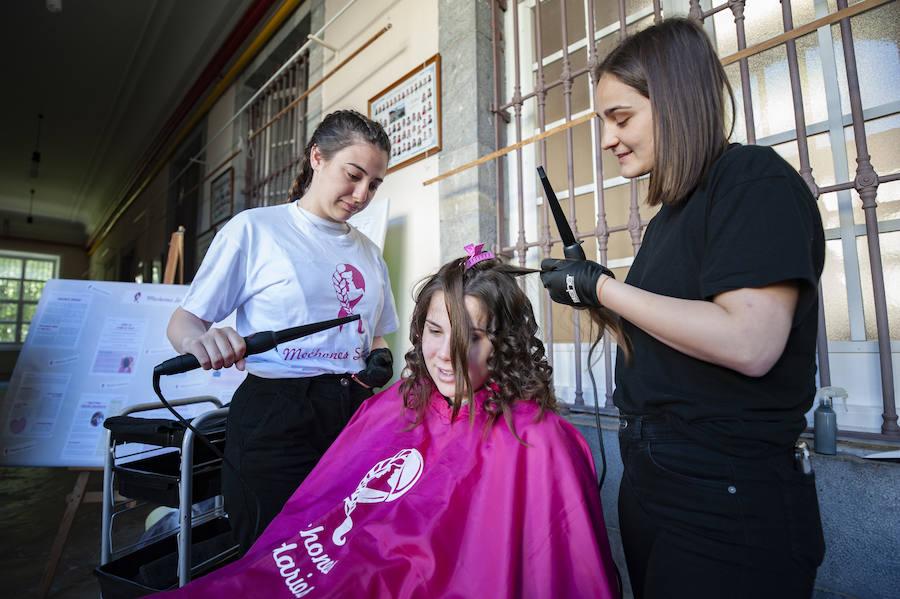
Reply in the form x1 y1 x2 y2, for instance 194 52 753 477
353 347 394 388
540 258 614 308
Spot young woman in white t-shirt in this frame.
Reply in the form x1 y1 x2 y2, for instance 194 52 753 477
166 110 399 553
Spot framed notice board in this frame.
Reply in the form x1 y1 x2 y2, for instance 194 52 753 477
369 54 441 173
210 167 234 227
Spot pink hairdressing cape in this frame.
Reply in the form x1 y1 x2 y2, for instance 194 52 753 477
154 381 619 598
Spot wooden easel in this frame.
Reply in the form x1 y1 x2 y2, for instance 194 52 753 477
164 225 186 285
37 226 186 597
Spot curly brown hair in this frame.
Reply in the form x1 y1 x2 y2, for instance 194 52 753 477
400 256 556 439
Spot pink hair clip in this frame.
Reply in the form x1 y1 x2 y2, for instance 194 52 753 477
464 242 495 270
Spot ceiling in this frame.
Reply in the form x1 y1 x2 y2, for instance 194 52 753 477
0 0 261 245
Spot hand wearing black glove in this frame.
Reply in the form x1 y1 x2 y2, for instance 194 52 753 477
353 347 394 389
540 258 614 309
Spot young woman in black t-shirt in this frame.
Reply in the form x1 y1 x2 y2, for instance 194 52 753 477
540 18 825 599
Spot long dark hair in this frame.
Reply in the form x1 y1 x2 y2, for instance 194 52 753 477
288 109 391 200
400 257 556 438
595 17 734 206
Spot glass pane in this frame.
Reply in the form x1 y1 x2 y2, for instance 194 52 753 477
847 3 900 112
0 257 22 278
796 28 831 126
788 0 826 30
593 0 621 32
817 190 843 234
570 50 590 115
22 280 45 301
748 44 794 140
712 8 738 56
540 50 591 124
542 60 566 123
741 0 788 49
593 30 621 71
842 115 900 226
564 0 585 44
538 0 565 58
857 231 900 340
19 323 29 343
537 0 588 59
770 134 839 225
803 131 837 188
0 302 17 322
724 62 748 143
864 112 900 182
22 303 37 322
0 279 21 300
25 259 54 281
0 324 15 343
625 13 654 37
822 239 850 341
543 120 595 190
593 0 651 34
600 180 656 262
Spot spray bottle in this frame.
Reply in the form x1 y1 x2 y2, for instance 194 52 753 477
814 386 845 455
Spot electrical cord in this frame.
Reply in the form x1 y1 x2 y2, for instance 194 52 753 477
151 372 262 544
586 341 607 490
587 336 624 599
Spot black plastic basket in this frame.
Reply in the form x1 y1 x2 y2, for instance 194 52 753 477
94 517 239 599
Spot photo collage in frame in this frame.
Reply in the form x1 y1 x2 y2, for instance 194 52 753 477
369 54 441 173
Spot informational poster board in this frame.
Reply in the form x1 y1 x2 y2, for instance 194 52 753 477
0 280 246 467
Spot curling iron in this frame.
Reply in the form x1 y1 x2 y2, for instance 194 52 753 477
537 166 586 261
154 314 361 376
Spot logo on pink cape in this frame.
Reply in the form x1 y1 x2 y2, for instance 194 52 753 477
332 448 424 545
332 264 366 333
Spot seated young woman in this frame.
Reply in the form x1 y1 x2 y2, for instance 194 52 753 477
154 244 620 599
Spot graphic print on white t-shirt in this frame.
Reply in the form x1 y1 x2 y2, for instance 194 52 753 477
332 264 366 334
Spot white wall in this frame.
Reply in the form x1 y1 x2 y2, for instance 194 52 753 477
199 86 238 236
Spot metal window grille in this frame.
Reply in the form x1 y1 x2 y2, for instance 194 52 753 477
246 51 311 209
490 0 900 437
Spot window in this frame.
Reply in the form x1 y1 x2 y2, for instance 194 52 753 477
0 251 59 344
494 0 900 434
246 53 310 209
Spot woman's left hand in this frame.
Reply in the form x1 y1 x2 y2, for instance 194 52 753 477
540 258 614 308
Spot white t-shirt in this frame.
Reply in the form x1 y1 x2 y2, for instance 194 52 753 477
181 202 399 378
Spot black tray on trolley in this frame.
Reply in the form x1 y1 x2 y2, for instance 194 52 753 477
94 516 239 599
106 414 227 507
115 447 224 508
104 414 228 448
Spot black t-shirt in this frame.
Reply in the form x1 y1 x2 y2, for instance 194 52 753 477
613 144 825 456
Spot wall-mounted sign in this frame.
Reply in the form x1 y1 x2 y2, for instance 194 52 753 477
210 167 234 227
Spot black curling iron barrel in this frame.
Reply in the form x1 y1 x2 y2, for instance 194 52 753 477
154 314 361 376
537 166 586 261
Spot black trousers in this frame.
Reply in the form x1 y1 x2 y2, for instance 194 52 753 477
617 415 825 599
222 373 372 554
